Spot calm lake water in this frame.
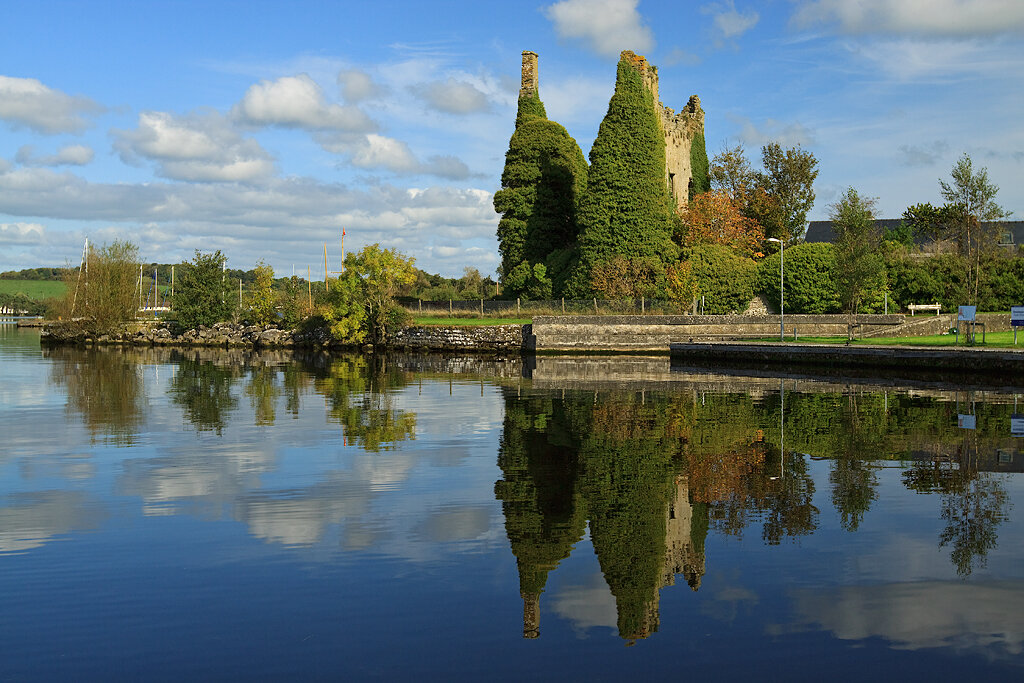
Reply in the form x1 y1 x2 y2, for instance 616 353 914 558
2 325 1024 680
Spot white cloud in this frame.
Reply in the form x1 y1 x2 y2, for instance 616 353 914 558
0 167 498 273
318 133 471 179
702 1 760 43
337 68 384 102
0 76 103 134
411 78 492 114
845 38 1024 82
232 74 376 132
792 0 1024 37
897 140 950 167
113 110 274 182
0 222 46 244
15 144 94 167
728 114 817 148
552 572 619 632
544 0 655 58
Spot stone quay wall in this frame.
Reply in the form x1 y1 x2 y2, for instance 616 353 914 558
669 342 1024 377
528 314 917 352
392 324 526 353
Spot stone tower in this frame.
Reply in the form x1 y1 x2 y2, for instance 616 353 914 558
619 50 706 212
520 51 538 98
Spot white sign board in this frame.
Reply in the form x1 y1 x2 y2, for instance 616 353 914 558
1012 307 1024 327
958 414 977 430
1012 414 1024 436
958 305 977 322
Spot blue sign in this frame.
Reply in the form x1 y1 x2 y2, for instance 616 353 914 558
1012 307 1024 328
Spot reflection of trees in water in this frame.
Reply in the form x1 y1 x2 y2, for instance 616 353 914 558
47 347 147 446
903 436 1013 577
169 353 241 435
831 458 878 532
310 355 416 452
684 393 818 545
245 364 281 426
940 475 1010 577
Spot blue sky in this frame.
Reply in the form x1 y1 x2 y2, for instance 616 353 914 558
1 0 1021 278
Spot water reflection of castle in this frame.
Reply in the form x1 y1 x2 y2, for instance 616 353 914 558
518 474 707 642
496 389 709 643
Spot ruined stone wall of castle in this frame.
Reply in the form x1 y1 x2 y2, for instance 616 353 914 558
662 96 705 211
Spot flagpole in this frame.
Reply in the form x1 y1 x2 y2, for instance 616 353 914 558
341 228 346 273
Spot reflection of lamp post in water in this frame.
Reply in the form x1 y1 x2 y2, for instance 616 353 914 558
766 238 784 341
771 378 785 480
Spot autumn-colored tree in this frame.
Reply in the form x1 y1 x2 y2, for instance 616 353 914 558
677 190 764 256
665 261 697 302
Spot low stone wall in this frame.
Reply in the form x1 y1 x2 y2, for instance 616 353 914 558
392 325 526 353
529 314 908 352
41 322 326 348
40 321 530 354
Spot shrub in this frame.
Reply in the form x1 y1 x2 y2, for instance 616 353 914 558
757 243 841 314
686 244 758 314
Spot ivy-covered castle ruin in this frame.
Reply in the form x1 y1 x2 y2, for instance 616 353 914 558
495 50 709 299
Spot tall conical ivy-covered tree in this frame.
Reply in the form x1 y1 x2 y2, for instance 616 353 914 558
565 52 678 297
493 90 588 299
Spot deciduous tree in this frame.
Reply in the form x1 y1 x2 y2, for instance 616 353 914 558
345 244 416 344
830 187 884 316
757 142 818 241
172 250 232 329
678 190 764 257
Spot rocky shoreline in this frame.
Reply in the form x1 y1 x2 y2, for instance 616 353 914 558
38 320 529 354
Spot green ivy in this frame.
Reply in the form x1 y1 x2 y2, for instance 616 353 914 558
494 92 587 298
689 128 710 201
565 54 677 297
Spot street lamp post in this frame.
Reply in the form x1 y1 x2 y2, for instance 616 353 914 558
766 238 784 341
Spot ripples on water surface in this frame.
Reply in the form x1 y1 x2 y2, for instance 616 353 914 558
1 326 1023 680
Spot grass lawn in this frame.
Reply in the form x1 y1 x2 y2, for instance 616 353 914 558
413 317 530 326
771 331 1024 349
0 280 66 299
